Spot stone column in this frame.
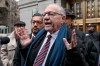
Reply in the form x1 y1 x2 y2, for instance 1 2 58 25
82 0 86 32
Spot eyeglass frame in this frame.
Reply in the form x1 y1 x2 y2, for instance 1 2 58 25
31 20 43 25
43 11 63 17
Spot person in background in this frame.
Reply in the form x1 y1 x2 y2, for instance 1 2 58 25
84 23 97 42
17 4 87 66
65 9 100 66
87 23 96 34
30 12 44 38
66 9 100 66
0 21 26 66
85 35 100 66
13 12 44 66
65 9 85 42
65 9 75 29
84 24 100 66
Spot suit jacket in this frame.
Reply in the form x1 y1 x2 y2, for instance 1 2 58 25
1 31 17 66
22 26 86 66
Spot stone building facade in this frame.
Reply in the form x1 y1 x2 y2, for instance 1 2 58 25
18 0 100 32
18 0 61 33
0 0 19 33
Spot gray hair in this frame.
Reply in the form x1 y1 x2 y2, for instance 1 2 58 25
47 3 66 16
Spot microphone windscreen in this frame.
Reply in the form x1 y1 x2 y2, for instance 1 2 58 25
0 37 10 45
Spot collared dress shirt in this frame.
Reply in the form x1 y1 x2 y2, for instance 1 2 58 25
33 30 59 66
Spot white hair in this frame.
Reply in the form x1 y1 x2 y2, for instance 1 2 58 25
46 3 66 16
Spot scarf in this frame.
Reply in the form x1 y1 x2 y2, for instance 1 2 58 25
24 23 67 66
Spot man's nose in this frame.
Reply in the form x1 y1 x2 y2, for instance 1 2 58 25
34 22 38 26
43 14 50 21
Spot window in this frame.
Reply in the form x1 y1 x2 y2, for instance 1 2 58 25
0 26 8 34
76 2 82 19
74 0 82 19
86 0 95 18
98 0 100 17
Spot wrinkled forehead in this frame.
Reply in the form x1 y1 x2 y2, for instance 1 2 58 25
44 5 60 13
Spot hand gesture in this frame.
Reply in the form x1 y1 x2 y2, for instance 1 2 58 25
63 29 77 50
16 27 34 48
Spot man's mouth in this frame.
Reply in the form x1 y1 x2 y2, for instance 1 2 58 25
45 22 52 25
33 27 38 30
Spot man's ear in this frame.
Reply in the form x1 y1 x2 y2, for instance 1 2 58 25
61 16 66 24
62 16 66 20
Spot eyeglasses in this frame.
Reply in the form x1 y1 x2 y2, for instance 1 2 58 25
32 20 43 25
43 11 62 16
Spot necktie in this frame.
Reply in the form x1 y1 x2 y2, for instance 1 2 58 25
33 35 52 66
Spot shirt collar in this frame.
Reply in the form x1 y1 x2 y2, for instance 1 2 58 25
46 30 59 39
32 33 35 37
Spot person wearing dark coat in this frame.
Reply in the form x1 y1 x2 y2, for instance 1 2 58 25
64 9 86 66
17 4 87 66
84 23 97 43
0 21 26 66
83 24 100 66
65 9 100 66
85 38 100 66
65 9 85 57
83 30 100 66
13 13 44 66
65 9 85 41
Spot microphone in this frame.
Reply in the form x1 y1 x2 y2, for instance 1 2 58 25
0 37 10 45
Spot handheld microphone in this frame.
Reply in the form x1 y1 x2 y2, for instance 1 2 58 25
0 37 10 45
